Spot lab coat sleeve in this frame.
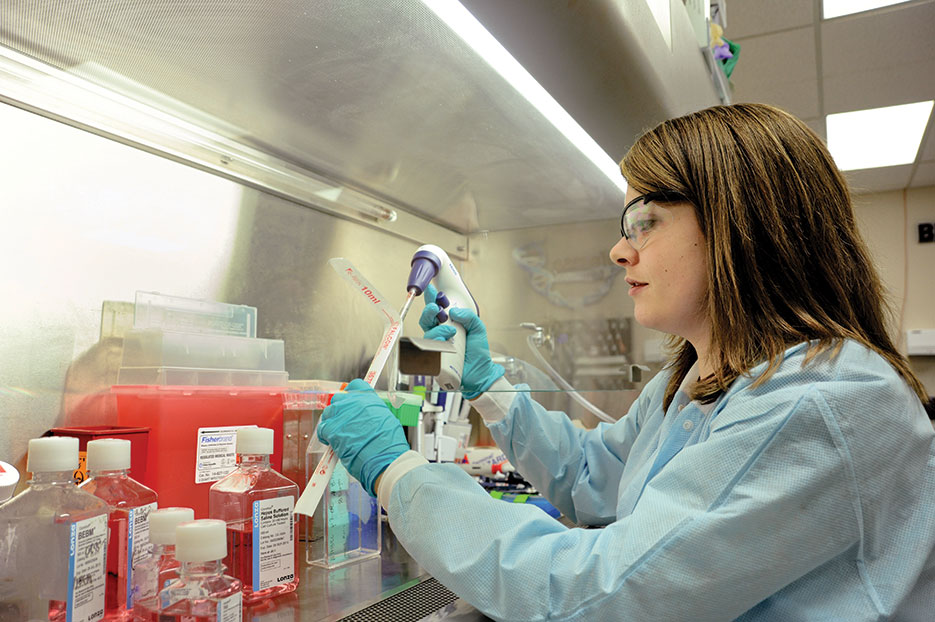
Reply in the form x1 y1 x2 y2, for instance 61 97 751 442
480 374 659 525
387 385 861 622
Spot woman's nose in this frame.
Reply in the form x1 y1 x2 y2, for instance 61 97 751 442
610 237 636 266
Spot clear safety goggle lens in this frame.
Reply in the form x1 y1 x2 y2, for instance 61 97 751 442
620 193 682 250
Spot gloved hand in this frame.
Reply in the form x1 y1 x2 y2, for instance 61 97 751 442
420 283 504 399
317 378 410 496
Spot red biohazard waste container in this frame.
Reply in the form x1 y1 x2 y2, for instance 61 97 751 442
112 385 285 517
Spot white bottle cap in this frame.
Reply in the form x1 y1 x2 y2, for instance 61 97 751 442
149 507 196 545
27 437 79 472
86 438 131 471
175 519 227 563
0 461 20 502
237 427 273 455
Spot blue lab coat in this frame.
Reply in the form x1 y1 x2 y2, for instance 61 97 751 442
378 340 935 621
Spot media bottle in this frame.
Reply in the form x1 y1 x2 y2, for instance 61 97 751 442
80 439 158 620
151 519 242 621
208 427 299 603
130 507 194 619
0 436 109 622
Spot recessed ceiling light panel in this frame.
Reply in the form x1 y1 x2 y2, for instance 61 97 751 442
826 101 933 171
823 0 913 19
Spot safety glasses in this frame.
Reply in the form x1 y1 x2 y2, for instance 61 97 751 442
620 190 688 250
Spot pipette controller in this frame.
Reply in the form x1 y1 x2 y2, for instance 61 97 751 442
406 244 479 392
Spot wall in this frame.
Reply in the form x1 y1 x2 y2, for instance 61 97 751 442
853 186 935 393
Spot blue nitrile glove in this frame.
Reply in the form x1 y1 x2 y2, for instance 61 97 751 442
317 378 410 496
420 283 505 399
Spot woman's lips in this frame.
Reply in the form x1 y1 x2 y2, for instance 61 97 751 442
626 278 647 294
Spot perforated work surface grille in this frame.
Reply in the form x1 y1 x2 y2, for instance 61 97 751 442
337 577 458 622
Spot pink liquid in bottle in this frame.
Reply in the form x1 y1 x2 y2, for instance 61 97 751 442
209 428 299 604
80 439 158 621
130 507 194 621
0 437 109 622
151 520 242 621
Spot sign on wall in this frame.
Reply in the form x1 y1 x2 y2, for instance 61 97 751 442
920 223 934 243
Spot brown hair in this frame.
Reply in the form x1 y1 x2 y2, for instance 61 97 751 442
620 103 927 408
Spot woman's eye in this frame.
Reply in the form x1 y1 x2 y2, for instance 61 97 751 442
633 217 658 234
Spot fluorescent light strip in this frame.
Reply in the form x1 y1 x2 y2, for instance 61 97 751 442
0 46 407 223
823 0 913 19
423 0 629 195
826 101 933 171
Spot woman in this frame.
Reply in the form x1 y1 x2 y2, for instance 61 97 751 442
318 103 935 621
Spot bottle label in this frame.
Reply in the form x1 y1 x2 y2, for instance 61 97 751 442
74 451 89 484
67 514 107 622
126 502 157 608
195 426 254 484
252 496 295 591
216 590 242 622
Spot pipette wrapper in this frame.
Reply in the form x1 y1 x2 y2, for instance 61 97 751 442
294 259 407 518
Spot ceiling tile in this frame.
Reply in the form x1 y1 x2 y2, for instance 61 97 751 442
804 116 827 140
734 28 818 84
821 2 935 74
920 125 935 161
844 164 914 193
730 27 820 118
732 80 822 119
725 0 815 39
910 160 935 187
821 2 935 117
822 59 935 113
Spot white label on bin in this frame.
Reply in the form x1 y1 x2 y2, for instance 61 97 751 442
196 426 254 484
216 591 242 622
67 514 107 622
252 496 295 591
126 502 157 608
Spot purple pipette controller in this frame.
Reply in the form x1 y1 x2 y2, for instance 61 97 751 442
405 244 479 391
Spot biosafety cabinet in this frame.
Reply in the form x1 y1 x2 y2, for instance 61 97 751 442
0 1 724 619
